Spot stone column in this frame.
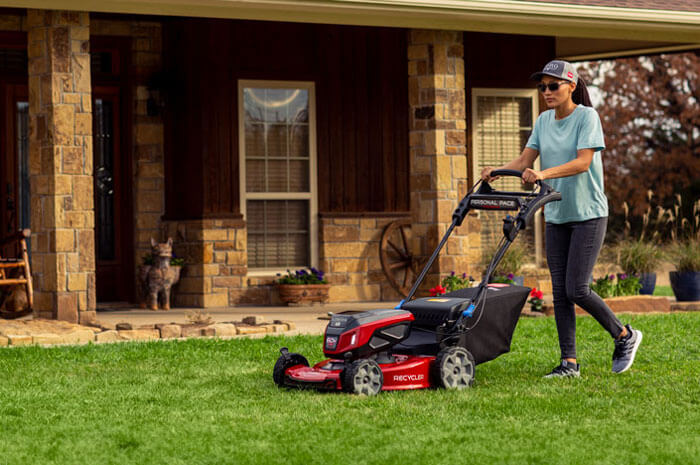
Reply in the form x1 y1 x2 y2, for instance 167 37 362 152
27 10 95 323
407 30 480 292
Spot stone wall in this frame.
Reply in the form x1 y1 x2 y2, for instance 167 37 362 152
319 216 406 303
407 29 482 291
27 10 96 323
162 219 247 307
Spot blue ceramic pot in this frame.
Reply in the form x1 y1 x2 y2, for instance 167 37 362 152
670 271 700 302
638 272 656 295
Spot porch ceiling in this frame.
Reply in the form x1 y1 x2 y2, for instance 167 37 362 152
4 0 700 50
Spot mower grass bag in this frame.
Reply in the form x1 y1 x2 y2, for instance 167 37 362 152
397 284 530 364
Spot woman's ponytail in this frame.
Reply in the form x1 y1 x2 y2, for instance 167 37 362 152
573 78 593 107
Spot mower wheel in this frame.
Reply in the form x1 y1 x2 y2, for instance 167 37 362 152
273 352 309 387
434 347 475 389
343 359 384 395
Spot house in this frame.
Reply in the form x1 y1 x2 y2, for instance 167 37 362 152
0 1 698 323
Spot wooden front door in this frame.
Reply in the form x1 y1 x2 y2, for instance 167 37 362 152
0 82 29 247
93 86 132 301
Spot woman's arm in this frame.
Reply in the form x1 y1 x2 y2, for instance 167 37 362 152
481 147 539 181
521 148 595 183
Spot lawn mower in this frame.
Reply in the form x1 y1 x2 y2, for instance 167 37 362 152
273 170 561 395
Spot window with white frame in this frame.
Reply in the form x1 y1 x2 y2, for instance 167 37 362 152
471 89 543 265
239 81 317 272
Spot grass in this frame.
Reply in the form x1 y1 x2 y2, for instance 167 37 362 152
1 313 699 465
653 285 674 296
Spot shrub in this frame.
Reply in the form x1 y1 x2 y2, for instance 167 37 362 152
481 242 527 277
616 240 663 274
667 241 700 272
590 274 641 298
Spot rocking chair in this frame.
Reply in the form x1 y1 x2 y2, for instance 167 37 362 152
0 229 33 319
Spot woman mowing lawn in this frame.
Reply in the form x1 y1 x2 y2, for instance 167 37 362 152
481 60 642 378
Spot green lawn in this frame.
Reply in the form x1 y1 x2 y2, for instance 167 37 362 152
653 285 674 297
1 313 699 465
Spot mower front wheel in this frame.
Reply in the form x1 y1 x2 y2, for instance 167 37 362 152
273 349 309 387
343 359 384 395
434 346 475 389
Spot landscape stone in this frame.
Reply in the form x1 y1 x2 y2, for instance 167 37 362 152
242 315 265 325
0 335 8 346
95 330 121 343
116 322 133 330
181 326 204 337
237 326 267 335
117 329 159 341
159 324 182 339
7 335 32 346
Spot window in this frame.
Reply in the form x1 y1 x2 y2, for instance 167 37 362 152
471 89 543 266
238 81 318 272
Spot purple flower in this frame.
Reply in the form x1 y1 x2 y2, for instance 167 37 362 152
609 274 615 280
620 273 628 280
451 271 455 276
462 273 467 279
507 273 514 280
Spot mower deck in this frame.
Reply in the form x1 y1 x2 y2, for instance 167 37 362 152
284 355 435 391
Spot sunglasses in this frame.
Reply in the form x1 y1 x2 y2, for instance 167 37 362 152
536 81 569 92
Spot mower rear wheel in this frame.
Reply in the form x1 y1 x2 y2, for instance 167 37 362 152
273 352 309 387
434 347 475 389
343 359 384 395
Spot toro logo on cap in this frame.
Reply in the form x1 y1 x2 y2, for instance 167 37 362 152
543 63 559 72
567 71 574 79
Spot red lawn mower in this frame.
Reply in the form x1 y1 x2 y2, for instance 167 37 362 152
273 170 561 395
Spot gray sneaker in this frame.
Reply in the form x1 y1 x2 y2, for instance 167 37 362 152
544 360 580 378
612 324 642 373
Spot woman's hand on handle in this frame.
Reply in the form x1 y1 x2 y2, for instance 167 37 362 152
481 166 499 182
522 168 544 184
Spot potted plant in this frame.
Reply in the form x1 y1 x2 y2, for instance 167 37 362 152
482 242 527 286
668 241 700 301
277 268 330 305
441 272 474 293
616 239 663 295
528 288 545 312
665 196 700 302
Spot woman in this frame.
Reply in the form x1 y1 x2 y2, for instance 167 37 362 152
481 60 642 377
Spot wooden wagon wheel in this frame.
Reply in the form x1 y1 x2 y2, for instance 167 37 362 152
380 219 421 297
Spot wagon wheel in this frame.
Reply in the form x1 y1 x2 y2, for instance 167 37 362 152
380 219 421 297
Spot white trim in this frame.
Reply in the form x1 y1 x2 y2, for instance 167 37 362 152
8 0 700 42
470 87 544 266
238 80 318 272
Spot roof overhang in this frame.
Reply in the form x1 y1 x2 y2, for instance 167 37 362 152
3 0 700 48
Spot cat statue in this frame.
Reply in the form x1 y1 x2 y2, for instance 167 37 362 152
140 238 181 311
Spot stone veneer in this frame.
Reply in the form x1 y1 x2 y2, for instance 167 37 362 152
27 10 96 324
407 29 481 291
319 216 407 303
162 219 247 307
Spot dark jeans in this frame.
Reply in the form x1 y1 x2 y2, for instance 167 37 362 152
546 217 624 360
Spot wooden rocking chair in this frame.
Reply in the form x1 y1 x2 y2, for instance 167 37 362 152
0 229 33 319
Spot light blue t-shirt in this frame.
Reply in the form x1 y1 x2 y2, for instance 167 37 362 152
526 105 608 224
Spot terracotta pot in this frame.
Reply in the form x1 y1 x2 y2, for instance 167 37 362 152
278 284 330 305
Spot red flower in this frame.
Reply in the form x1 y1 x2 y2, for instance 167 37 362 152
530 288 538 297
429 285 446 297
535 290 543 299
